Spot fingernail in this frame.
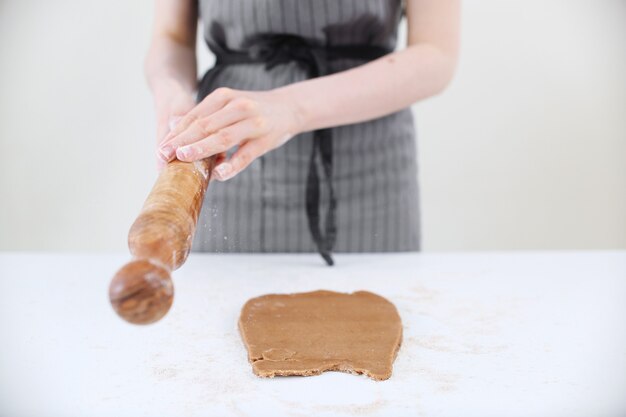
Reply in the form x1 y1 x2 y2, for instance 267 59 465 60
159 145 173 160
176 145 193 160
213 162 233 181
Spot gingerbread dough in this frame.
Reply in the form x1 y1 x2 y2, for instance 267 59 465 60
238 290 402 380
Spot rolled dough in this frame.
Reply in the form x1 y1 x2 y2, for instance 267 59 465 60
238 290 402 380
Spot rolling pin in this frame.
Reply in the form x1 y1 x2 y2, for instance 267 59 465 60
109 157 216 325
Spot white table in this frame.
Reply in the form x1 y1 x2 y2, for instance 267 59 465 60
0 252 625 417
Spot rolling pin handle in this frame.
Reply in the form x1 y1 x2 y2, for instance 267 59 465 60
109 259 174 325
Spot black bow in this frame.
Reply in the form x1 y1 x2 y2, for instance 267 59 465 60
245 34 329 76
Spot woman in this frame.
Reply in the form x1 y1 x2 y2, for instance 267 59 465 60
147 0 459 264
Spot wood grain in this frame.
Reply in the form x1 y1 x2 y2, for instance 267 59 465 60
109 158 215 324
128 159 213 270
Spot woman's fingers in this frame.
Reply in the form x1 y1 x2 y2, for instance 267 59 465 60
159 105 246 160
212 138 269 181
155 115 185 166
175 117 266 162
165 87 234 138
160 95 260 161
156 153 167 171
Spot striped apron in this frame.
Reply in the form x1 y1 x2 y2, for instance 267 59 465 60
192 0 421 260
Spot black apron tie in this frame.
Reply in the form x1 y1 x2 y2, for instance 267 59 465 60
198 34 391 266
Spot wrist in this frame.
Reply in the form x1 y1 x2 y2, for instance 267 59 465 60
151 77 194 103
272 86 310 135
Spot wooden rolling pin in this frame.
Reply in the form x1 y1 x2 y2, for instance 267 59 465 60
109 157 216 325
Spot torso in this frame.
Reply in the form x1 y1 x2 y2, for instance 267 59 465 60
193 0 420 253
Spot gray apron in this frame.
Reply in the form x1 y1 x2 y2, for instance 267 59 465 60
192 0 421 256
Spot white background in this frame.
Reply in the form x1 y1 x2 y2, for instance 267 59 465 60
1 0 625 251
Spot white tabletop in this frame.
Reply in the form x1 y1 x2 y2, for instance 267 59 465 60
0 251 625 417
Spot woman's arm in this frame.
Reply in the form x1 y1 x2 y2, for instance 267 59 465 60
145 0 199 167
159 0 460 181
285 0 460 131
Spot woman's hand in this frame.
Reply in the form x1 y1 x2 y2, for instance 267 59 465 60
158 87 301 181
153 80 197 170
